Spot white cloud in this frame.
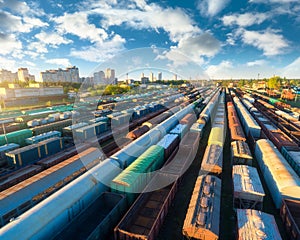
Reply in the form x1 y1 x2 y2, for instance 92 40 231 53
0 10 48 33
70 34 126 62
222 13 269 27
246 59 268 66
197 0 230 17
27 31 73 54
177 33 221 58
238 28 289 56
53 12 108 43
27 42 48 53
154 32 221 67
45 58 72 67
35 31 72 47
92 5 200 42
205 60 279 79
0 33 22 55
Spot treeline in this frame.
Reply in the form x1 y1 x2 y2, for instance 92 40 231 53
217 76 300 90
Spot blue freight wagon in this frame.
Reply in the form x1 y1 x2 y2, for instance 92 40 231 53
0 143 20 166
25 131 61 145
6 137 64 168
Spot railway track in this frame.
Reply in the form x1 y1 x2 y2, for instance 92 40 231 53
253 100 300 146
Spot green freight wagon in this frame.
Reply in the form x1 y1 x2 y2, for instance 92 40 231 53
111 145 164 203
0 129 33 146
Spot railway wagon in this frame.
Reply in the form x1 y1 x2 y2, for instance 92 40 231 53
231 141 253 165
236 209 282 240
233 97 261 139
114 172 179 240
6 137 64 168
126 125 150 139
183 175 221 240
208 127 225 147
200 144 223 175
281 146 300 177
160 132 200 178
169 123 188 140
25 131 61 145
73 121 108 141
0 143 20 166
156 133 179 160
54 192 126 240
111 145 165 204
280 198 300 240
0 129 33 146
31 119 72 135
232 165 265 210
0 165 42 192
0 147 102 228
227 102 247 142
255 139 300 208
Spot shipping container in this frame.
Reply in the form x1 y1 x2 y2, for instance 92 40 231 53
111 145 165 203
233 165 265 210
237 209 282 240
200 144 223 175
54 192 126 240
280 199 300 240
255 139 300 208
231 141 253 165
281 146 300 177
183 175 221 240
114 172 178 240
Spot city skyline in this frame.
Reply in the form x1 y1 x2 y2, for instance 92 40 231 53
1 0 300 80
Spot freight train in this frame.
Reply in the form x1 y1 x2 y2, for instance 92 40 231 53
0 93 213 239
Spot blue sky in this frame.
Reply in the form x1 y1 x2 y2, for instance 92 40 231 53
1 0 300 80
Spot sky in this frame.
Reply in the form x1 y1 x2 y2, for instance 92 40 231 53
1 0 300 80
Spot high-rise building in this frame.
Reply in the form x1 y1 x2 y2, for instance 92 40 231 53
149 72 154 82
94 71 105 84
158 72 162 81
105 68 116 84
18 68 35 82
0 69 18 83
39 66 80 83
174 74 177 81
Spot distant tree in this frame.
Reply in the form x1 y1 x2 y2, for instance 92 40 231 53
268 76 282 90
